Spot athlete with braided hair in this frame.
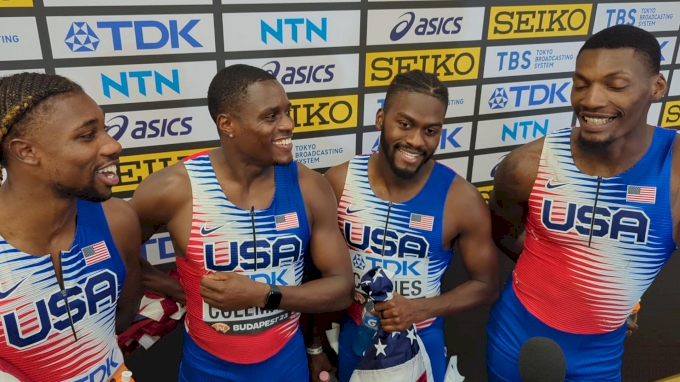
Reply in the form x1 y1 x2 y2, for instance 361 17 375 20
0 72 142 382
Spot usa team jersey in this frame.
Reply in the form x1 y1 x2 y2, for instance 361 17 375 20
338 155 456 330
177 151 311 364
0 199 127 382
514 126 677 335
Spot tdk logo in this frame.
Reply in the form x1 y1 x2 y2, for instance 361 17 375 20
101 69 180 98
262 61 334 84
65 22 100 52
64 19 202 53
488 82 569 110
106 115 192 141
261 18 327 44
390 12 463 41
488 88 509 109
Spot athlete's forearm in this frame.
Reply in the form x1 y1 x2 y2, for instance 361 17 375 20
139 256 186 304
413 279 499 321
277 275 353 313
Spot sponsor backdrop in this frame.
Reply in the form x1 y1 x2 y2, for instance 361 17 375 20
2 0 680 380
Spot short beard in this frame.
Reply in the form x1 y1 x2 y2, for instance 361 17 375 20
52 174 111 202
379 130 432 179
576 132 615 154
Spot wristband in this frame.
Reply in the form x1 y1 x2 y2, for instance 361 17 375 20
306 346 324 355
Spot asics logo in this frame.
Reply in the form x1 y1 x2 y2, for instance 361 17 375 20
545 178 569 189
0 276 28 300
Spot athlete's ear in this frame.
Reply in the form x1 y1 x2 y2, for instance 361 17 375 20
216 112 237 138
375 108 385 132
7 138 39 166
652 72 668 102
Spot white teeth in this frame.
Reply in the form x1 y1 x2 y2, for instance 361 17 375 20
399 149 419 158
97 164 117 174
274 138 292 145
583 116 613 125
106 173 115 179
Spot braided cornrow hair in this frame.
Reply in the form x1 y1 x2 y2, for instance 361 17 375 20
0 72 83 186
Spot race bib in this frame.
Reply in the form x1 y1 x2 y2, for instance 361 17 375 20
202 304 291 335
202 264 296 335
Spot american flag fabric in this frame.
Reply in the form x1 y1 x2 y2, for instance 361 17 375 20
350 267 434 382
409 213 434 231
83 241 111 266
275 212 299 230
626 185 656 204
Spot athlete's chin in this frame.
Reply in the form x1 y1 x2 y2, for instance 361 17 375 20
272 154 295 166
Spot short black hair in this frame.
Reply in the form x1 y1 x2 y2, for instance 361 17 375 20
578 24 660 75
383 70 448 113
207 64 277 123
0 72 83 180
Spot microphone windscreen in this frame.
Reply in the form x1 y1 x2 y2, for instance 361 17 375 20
518 337 567 382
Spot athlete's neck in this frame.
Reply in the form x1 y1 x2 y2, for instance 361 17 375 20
210 148 275 210
0 178 77 255
571 123 654 178
369 152 433 203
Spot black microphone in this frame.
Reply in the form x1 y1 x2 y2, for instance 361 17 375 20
518 337 567 382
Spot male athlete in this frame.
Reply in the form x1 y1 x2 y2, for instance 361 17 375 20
129 64 354 382
312 70 500 382
486 25 674 381
0 72 142 381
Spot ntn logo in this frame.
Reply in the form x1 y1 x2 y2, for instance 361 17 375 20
102 69 179 98
261 18 327 44
502 119 549 141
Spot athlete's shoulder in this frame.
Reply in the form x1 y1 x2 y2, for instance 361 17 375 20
129 159 191 220
323 160 350 199
101 198 142 258
493 135 545 203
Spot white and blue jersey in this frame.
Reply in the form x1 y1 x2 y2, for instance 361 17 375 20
0 199 127 382
487 126 678 381
337 154 457 382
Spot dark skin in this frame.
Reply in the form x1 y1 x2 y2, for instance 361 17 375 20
308 92 500 379
129 80 354 316
490 48 671 337
0 92 142 333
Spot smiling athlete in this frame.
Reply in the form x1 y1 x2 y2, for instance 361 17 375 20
130 64 353 382
0 72 142 382
486 25 677 381
308 70 499 382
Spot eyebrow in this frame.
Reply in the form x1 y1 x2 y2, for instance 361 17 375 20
395 112 442 128
75 118 99 131
573 71 630 81
259 102 292 116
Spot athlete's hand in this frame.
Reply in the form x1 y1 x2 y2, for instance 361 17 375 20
627 321 639 337
374 292 422 333
200 272 269 312
308 350 333 382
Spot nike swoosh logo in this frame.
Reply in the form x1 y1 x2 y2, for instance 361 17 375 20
346 206 364 215
200 223 225 236
0 277 27 300
545 179 569 189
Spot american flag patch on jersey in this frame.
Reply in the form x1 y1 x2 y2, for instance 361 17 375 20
82 241 111 266
409 213 433 231
626 185 656 204
275 212 299 230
